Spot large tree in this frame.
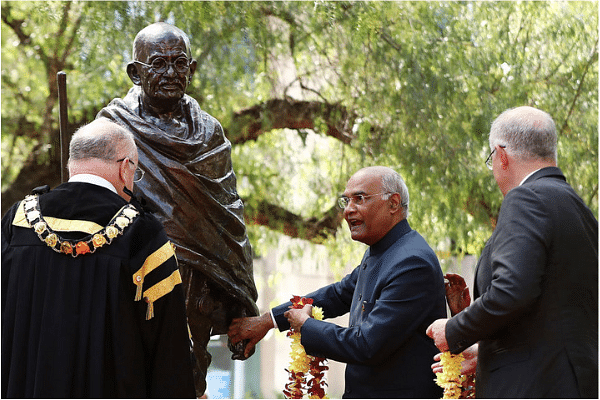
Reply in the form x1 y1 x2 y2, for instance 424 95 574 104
2 1 597 268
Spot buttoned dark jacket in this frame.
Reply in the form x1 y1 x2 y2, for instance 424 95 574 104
446 167 598 398
273 220 446 398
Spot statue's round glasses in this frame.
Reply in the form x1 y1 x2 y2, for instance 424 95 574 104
117 158 145 182
133 56 190 74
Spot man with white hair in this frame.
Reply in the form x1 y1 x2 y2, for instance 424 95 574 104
427 106 598 398
1 119 195 397
229 166 447 398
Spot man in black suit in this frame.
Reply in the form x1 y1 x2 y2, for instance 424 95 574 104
427 106 598 398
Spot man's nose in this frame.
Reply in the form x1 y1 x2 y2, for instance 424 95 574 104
343 201 357 216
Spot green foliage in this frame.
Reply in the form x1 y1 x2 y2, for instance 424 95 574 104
2 1 597 267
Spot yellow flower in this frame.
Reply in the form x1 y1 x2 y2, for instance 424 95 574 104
285 299 327 399
289 332 310 373
435 351 465 399
312 306 324 321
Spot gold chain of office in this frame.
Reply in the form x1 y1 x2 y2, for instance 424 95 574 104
23 194 139 257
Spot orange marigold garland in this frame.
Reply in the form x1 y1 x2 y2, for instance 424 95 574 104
284 296 328 399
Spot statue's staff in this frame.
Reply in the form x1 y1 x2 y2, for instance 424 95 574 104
57 71 69 183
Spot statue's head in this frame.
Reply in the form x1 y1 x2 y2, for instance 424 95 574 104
127 22 197 112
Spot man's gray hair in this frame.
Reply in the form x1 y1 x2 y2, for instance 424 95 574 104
381 169 410 217
489 106 557 163
69 118 135 165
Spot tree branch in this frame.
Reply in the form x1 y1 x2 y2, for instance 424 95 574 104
1 143 61 215
1 3 31 45
243 200 344 243
560 36 598 135
226 98 355 144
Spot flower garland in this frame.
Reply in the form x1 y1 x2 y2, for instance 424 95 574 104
306 306 327 399
435 351 464 399
435 351 475 399
283 296 328 399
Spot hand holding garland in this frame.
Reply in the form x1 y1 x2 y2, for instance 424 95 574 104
283 296 328 399
431 344 477 399
284 303 313 331
426 273 476 398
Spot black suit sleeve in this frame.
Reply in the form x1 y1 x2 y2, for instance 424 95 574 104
446 186 551 353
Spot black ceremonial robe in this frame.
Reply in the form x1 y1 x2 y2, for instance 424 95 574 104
97 86 258 332
1 183 196 398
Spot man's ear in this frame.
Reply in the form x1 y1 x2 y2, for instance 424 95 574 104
126 62 141 86
389 193 402 214
499 146 509 169
117 158 129 184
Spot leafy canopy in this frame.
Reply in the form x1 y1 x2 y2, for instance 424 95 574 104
2 1 597 272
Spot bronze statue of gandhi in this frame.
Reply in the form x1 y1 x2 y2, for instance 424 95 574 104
97 22 258 397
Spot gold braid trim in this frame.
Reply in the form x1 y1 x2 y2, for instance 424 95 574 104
13 201 104 233
142 270 182 320
132 241 176 301
11 202 28 228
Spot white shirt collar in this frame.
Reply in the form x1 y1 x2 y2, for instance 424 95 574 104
519 168 543 186
68 174 118 194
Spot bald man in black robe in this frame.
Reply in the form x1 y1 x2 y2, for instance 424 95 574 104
1 119 195 398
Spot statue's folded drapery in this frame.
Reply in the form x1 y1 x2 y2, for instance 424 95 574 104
98 86 258 332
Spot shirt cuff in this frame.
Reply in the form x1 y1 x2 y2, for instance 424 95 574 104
269 309 278 329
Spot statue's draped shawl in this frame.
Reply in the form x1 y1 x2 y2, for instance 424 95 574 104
98 87 258 324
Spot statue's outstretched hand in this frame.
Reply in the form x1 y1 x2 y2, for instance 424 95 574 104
444 273 471 316
227 312 275 359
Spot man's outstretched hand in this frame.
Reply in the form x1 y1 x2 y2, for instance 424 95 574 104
227 312 275 359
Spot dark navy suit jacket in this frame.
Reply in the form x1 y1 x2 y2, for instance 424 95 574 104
273 220 446 398
446 167 598 398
